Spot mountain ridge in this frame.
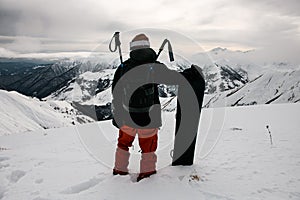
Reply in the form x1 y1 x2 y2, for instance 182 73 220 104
0 48 299 114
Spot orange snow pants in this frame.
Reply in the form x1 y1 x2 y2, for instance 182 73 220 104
114 125 158 174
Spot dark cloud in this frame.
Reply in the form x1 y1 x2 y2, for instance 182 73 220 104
0 0 122 38
0 8 20 36
0 0 299 63
236 0 300 17
0 36 14 44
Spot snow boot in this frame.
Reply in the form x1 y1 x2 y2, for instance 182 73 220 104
113 169 129 176
137 171 157 182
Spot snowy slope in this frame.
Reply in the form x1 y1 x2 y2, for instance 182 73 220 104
0 103 299 199
205 68 300 107
47 69 115 105
0 90 94 135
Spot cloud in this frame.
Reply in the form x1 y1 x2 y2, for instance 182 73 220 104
236 0 300 17
0 0 299 63
0 8 20 36
5 37 42 53
0 47 17 57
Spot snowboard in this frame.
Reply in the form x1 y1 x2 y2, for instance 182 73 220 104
172 65 205 166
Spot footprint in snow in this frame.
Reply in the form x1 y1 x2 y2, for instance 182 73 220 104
32 197 52 200
0 186 5 200
35 178 43 184
129 173 139 182
0 157 10 170
0 157 10 162
34 162 44 167
0 163 10 169
7 170 26 183
60 173 106 194
201 191 235 200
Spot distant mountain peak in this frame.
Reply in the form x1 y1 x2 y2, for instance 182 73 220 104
235 49 255 54
209 47 254 54
210 47 228 52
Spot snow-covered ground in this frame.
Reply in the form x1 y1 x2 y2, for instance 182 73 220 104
0 90 94 135
0 103 299 199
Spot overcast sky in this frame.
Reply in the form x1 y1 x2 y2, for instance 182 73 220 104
0 0 300 62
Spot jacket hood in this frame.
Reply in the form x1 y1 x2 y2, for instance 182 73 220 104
129 48 157 63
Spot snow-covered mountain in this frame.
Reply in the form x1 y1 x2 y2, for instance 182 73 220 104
204 68 300 107
43 49 248 103
42 48 300 110
0 54 119 99
47 69 115 105
188 48 300 107
0 90 94 135
1 47 299 134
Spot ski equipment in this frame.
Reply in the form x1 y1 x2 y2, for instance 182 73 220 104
156 39 174 62
109 32 123 64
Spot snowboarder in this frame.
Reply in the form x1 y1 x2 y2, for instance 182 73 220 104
111 33 164 182
111 33 205 182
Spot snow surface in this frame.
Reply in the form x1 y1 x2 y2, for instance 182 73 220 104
0 103 299 199
0 90 94 135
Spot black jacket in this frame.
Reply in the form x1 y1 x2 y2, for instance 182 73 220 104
112 48 165 129
111 48 206 130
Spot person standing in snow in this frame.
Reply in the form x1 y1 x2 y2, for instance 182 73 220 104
111 33 170 182
111 33 205 181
